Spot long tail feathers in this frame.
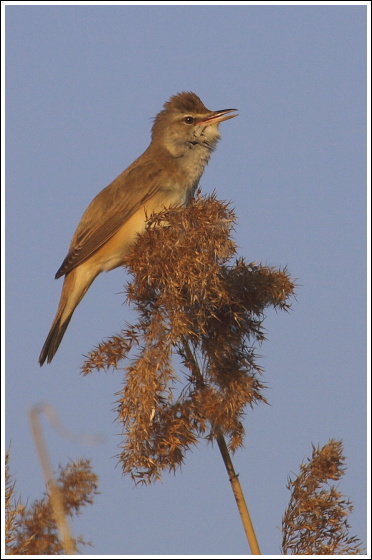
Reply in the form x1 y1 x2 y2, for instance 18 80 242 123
39 267 96 366
39 313 73 366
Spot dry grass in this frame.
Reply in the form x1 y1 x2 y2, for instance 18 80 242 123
5 452 98 555
281 439 364 555
82 194 295 484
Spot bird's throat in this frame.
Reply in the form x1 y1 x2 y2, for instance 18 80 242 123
176 142 213 190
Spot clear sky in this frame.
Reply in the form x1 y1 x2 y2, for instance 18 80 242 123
4 2 368 556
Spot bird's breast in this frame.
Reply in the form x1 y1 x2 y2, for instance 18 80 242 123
177 144 212 188
88 187 191 275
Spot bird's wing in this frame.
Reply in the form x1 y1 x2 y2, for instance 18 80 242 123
55 160 163 278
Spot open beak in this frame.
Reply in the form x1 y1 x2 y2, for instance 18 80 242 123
199 108 238 125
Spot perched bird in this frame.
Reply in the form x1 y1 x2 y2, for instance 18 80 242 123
39 92 237 365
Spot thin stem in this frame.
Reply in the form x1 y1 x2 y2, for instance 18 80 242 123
29 404 76 555
180 338 261 554
180 337 206 389
216 431 261 555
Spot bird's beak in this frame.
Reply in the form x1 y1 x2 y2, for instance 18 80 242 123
198 108 238 125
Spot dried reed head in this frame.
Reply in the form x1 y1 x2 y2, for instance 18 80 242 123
83 194 295 483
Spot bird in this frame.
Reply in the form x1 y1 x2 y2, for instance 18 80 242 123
39 91 238 365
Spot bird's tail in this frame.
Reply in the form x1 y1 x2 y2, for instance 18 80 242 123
39 269 94 366
38 312 73 366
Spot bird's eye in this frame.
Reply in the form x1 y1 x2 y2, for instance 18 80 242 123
184 116 194 124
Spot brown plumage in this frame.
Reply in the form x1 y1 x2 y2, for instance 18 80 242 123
39 92 237 365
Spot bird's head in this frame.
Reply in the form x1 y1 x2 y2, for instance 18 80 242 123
151 92 238 158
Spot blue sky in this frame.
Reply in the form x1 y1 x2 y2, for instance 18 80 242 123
4 2 368 556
